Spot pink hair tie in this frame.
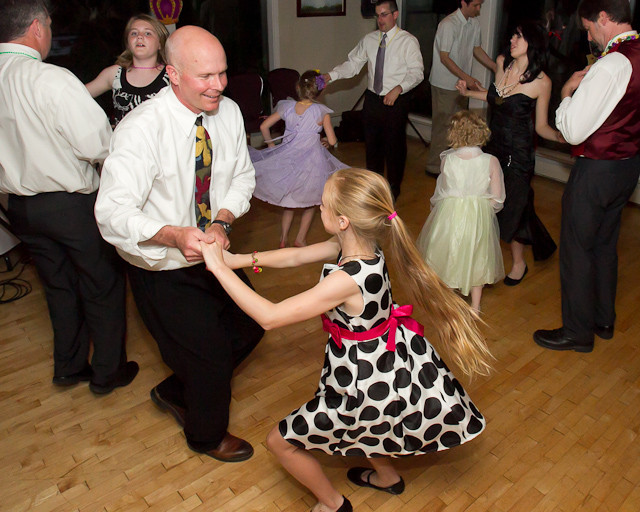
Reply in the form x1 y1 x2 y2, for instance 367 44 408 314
387 211 397 220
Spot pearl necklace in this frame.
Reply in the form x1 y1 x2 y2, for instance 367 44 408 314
599 33 639 59
494 60 524 98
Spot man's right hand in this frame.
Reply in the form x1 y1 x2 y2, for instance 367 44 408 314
176 227 215 262
321 73 331 84
152 225 215 262
561 67 590 99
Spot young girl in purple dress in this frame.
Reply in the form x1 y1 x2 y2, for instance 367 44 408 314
250 70 348 248
201 169 491 512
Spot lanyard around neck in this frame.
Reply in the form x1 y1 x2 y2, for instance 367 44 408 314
0 51 38 60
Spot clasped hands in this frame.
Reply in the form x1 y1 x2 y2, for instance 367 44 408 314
170 223 230 263
200 237 230 273
455 78 486 96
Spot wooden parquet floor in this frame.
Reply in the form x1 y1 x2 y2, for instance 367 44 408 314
2 139 640 512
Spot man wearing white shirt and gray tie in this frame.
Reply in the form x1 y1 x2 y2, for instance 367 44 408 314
322 0 424 199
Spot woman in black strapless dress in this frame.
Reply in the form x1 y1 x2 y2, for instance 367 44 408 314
457 21 565 285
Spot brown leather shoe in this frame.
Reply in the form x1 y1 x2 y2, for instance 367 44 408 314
150 386 186 427
189 433 254 463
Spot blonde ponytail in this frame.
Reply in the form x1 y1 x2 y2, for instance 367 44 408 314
387 214 493 377
326 168 493 378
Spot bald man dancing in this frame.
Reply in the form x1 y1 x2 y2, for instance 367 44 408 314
96 26 264 462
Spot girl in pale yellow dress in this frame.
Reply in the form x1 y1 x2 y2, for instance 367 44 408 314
417 111 505 312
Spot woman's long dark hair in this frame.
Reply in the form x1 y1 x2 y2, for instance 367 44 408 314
502 20 548 84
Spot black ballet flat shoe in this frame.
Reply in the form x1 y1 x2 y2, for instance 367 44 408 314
347 467 405 495
594 324 614 340
503 265 528 286
424 169 440 178
313 496 352 512
336 496 352 512
533 328 593 353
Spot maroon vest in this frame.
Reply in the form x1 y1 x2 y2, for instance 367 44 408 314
578 38 640 160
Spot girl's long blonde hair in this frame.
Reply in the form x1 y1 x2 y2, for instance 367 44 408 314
325 168 493 377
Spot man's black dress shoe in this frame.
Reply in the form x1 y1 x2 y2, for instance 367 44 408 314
425 169 440 178
594 324 614 340
150 386 186 427
89 361 139 395
52 363 92 387
188 432 254 462
347 467 405 495
533 328 593 353
504 265 528 286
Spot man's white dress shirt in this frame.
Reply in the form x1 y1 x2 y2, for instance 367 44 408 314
0 43 111 195
429 9 482 91
555 31 636 146
95 87 255 271
328 25 424 95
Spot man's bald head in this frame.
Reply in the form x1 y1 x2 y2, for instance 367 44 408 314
165 26 228 114
166 26 222 71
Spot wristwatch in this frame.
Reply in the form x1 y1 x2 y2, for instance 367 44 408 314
211 220 232 235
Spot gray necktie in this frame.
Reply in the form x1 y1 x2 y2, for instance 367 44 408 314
373 33 387 94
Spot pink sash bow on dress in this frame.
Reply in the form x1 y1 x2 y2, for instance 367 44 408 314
321 305 425 352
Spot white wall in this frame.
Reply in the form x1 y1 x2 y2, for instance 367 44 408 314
267 0 374 116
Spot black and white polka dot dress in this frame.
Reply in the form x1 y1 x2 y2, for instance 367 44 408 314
279 251 485 457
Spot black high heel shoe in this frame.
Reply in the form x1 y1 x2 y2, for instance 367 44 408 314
504 264 528 286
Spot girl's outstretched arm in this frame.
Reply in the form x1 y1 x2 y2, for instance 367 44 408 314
85 64 119 98
223 238 341 270
201 240 359 330
456 79 488 101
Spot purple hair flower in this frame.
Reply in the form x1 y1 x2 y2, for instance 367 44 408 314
315 74 326 91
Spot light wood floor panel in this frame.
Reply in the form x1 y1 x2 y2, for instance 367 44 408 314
2 139 639 511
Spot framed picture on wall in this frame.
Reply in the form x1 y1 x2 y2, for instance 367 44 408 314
297 0 346 17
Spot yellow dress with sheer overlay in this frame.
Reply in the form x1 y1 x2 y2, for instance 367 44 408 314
416 147 505 296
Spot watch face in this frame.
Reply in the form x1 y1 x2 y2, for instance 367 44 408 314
213 220 231 234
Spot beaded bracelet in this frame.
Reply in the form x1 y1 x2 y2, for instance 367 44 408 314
251 251 262 273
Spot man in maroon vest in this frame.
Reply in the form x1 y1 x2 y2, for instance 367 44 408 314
534 0 640 353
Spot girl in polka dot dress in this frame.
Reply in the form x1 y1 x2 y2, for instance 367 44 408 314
201 168 492 512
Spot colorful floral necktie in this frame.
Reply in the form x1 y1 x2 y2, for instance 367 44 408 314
194 116 212 231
